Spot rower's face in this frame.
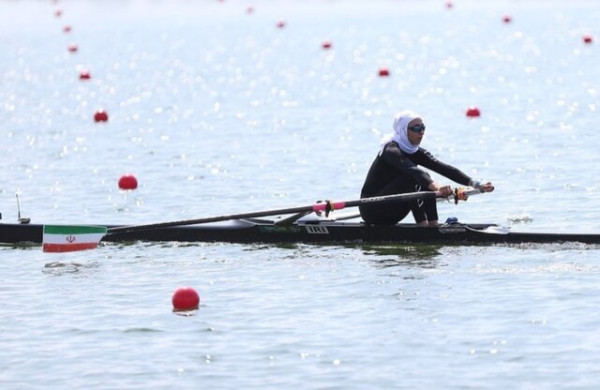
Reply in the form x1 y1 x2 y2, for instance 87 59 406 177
407 118 425 145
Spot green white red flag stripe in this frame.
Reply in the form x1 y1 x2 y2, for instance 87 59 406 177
43 225 107 253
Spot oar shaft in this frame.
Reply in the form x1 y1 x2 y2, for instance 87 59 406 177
108 190 442 234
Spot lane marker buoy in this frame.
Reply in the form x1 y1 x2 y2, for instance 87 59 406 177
172 287 200 311
118 174 138 190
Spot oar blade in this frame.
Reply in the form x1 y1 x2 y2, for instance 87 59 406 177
42 225 107 253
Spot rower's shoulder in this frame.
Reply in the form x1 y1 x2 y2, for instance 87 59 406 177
415 147 439 162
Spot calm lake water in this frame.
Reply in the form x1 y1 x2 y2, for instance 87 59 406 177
2 0 600 389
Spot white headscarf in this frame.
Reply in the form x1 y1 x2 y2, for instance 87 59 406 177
380 110 422 155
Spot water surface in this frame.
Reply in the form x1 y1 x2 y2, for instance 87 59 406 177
1 0 600 389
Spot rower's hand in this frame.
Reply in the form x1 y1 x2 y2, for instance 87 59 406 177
478 182 494 193
438 185 454 197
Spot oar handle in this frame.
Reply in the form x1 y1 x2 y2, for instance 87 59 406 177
452 187 484 203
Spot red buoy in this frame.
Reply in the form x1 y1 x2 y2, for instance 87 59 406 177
276 20 286 29
378 67 390 77
322 41 332 49
118 174 138 190
445 1 453 9
172 287 200 311
466 106 481 117
79 70 91 80
93 109 108 122
502 15 512 24
55 9 62 17
63 25 72 33
68 43 78 53
583 34 593 44
246 5 254 14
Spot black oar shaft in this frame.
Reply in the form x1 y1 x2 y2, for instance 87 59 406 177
108 190 441 235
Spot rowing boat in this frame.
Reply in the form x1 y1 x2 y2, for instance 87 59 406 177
2 215 599 247
3 188 598 251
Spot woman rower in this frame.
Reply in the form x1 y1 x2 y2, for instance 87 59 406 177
359 110 494 226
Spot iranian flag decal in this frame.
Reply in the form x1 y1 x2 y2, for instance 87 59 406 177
43 225 108 253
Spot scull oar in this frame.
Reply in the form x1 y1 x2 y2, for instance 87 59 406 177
42 187 484 252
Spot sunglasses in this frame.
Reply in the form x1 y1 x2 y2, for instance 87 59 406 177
408 123 426 133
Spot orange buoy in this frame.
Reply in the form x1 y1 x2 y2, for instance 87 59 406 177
172 287 200 311
118 174 138 190
93 109 108 122
466 106 481 117
378 67 390 77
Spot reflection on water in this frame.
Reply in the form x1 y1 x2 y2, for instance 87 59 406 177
121 328 164 333
361 243 443 269
42 261 101 276
0 244 39 251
